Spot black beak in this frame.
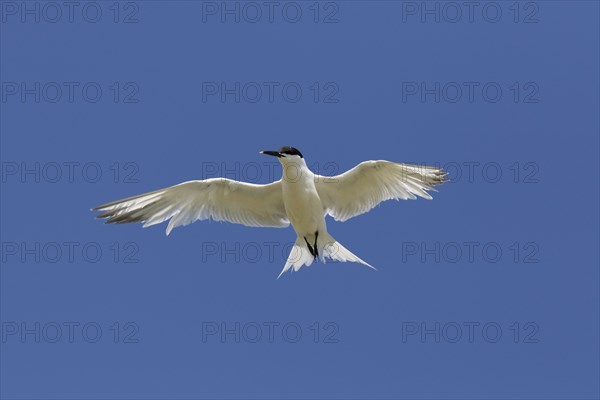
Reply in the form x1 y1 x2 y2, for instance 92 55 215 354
260 150 282 158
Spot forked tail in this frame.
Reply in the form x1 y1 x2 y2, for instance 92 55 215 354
277 232 376 279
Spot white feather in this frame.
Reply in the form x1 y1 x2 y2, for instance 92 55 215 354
94 178 290 235
315 161 447 222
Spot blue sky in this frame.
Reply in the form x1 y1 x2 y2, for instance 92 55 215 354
1 1 599 399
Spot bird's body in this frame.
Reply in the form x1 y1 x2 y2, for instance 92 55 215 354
280 158 323 246
93 147 447 277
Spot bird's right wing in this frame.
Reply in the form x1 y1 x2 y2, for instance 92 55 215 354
93 179 289 235
315 160 447 222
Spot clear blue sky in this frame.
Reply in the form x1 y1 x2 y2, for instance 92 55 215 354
1 1 599 399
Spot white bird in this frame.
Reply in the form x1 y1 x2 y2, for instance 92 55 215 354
93 147 447 277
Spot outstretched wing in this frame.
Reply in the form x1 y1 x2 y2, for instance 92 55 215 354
315 161 447 222
93 179 289 235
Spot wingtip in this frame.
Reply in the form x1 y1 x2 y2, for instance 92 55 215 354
364 262 378 271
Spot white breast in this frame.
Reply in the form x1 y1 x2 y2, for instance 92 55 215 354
281 164 325 235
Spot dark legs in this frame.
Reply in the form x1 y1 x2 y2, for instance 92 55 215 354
303 230 320 260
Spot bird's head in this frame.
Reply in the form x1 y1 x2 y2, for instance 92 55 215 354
260 146 304 165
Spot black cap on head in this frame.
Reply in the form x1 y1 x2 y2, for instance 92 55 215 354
278 146 303 158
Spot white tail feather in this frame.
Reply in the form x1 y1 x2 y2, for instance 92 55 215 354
278 232 375 278
277 238 315 279
321 233 375 270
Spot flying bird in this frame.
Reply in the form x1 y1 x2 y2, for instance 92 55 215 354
93 147 447 277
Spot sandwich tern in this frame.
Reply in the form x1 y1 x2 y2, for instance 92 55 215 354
93 147 447 277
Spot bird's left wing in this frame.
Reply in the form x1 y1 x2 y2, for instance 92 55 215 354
93 179 289 235
315 161 447 222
